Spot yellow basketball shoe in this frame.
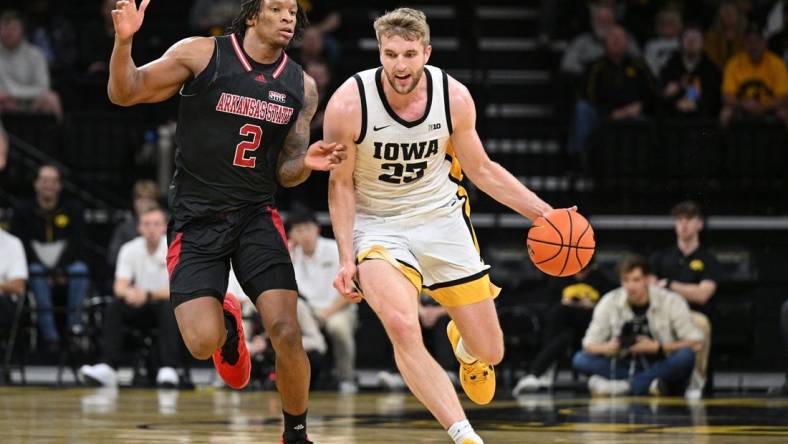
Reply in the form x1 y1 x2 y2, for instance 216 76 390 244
446 320 496 405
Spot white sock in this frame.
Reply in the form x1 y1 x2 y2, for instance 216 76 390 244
455 338 477 364
448 419 483 443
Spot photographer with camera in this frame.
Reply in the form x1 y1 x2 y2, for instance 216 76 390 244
572 255 703 396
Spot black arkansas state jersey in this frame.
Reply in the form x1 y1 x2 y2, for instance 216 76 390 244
170 33 304 227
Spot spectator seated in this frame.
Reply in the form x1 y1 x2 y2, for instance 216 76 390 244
0 12 62 121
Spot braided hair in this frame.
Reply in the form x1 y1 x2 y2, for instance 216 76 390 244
227 0 309 43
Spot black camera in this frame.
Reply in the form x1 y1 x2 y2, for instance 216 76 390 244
619 316 649 349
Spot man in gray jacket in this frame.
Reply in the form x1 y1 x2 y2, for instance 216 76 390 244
573 254 702 396
0 12 62 120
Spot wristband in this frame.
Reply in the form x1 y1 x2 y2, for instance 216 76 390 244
665 279 672 290
657 343 665 357
146 291 152 302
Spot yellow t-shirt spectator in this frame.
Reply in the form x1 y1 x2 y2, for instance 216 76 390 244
722 51 788 107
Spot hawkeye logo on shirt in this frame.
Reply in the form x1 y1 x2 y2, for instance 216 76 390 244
689 259 705 272
54 214 70 228
563 283 601 302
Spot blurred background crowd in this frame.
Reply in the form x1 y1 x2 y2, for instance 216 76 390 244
0 0 786 398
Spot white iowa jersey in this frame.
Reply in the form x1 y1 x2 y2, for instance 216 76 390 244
352 65 463 218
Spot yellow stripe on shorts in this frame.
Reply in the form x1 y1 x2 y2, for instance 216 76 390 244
356 245 423 292
423 270 501 308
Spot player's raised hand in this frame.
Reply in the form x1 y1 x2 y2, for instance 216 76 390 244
111 0 151 42
304 141 347 171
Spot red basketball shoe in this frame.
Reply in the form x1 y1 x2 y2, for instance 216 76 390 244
212 293 250 389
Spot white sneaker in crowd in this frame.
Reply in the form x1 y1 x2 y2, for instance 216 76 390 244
377 370 405 391
79 363 118 387
685 371 705 399
588 375 630 396
649 378 667 396
339 381 359 395
156 367 179 388
512 375 540 396
512 373 554 396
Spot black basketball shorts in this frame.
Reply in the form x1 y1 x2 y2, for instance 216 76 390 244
166 204 297 308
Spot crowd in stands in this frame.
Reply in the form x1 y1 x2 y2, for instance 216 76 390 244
0 0 347 390
0 0 342 130
4 163 784 399
512 201 720 399
560 0 788 170
0 0 786 398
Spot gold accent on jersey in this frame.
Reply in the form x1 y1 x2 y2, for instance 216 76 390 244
446 141 464 183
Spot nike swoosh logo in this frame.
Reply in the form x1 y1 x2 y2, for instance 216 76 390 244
373 125 391 131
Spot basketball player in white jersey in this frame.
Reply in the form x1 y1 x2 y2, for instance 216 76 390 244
324 8 558 444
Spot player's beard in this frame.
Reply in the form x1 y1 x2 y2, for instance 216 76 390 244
385 66 424 95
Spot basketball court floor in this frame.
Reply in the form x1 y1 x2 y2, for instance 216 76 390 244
2 387 787 443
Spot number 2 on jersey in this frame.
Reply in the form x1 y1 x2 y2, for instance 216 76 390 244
233 124 263 168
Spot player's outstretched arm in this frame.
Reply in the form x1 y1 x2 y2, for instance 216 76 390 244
108 0 211 105
277 74 346 187
325 78 362 301
447 76 553 220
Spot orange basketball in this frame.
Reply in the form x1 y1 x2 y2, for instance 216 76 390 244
527 209 596 277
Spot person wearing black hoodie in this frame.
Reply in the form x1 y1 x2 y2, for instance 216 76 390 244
11 164 89 348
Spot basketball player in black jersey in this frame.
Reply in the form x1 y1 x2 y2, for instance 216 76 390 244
108 1 343 443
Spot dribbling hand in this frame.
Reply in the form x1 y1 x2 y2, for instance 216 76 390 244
304 141 347 171
333 263 362 303
539 205 576 219
111 0 151 42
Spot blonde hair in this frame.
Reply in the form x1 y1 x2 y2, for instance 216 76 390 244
374 8 430 46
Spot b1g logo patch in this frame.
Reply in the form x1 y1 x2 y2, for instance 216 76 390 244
268 91 287 103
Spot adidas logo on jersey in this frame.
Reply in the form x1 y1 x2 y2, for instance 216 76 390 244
269 90 287 103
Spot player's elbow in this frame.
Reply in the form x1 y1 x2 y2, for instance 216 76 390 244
107 88 135 107
279 173 309 188
279 178 305 188
107 82 142 107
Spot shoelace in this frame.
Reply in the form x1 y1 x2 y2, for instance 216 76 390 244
463 362 492 383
